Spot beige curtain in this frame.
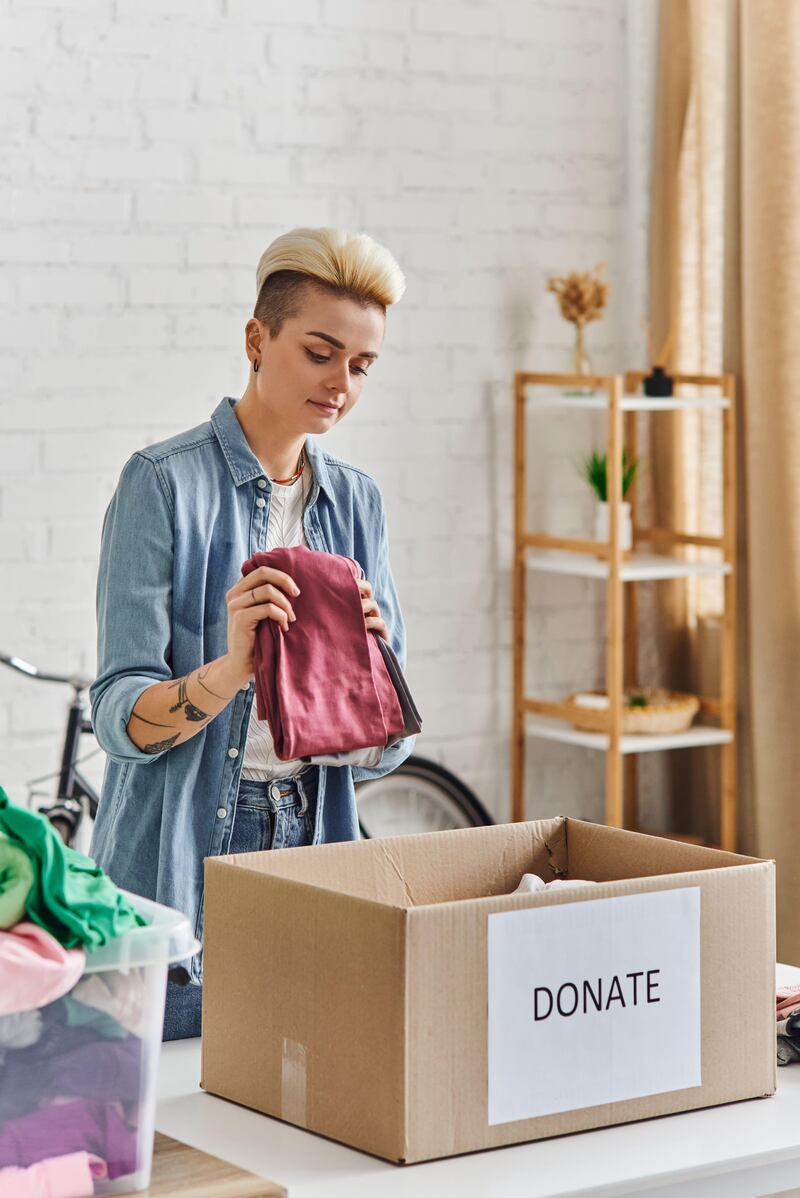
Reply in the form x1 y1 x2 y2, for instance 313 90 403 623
649 0 726 838
651 0 800 962
649 0 691 694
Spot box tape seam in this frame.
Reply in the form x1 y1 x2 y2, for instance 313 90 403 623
281 1037 308 1128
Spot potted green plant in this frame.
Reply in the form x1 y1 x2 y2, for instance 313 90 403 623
580 449 638 550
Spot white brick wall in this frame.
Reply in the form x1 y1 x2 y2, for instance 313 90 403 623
0 0 655 828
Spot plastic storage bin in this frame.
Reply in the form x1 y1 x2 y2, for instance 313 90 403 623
0 890 199 1194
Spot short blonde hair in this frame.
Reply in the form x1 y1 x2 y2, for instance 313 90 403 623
254 227 405 337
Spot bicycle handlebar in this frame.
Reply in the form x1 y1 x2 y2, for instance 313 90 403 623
0 652 92 693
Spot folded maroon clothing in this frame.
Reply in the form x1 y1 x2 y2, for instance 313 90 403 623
241 546 404 760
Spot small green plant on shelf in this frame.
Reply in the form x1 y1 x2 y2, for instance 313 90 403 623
579 449 639 502
579 449 639 552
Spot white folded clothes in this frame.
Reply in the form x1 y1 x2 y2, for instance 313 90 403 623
513 873 597 894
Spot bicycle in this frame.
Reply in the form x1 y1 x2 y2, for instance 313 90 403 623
355 755 493 838
1 651 99 845
2 651 493 845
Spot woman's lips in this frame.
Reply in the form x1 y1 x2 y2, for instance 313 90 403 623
308 400 340 415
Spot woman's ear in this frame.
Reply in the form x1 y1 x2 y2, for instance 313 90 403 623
245 317 263 359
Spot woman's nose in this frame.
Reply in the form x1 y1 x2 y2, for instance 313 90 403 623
326 363 350 395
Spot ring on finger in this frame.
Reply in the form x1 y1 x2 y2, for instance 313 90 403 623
250 588 259 605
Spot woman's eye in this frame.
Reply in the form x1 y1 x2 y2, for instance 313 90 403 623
305 348 368 376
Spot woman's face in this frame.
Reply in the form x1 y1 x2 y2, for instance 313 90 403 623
247 288 385 435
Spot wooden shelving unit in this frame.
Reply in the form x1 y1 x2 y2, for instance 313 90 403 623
511 369 737 850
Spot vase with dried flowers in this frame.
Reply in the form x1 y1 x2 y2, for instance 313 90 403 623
547 263 609 393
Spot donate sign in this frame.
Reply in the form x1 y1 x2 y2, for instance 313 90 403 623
487 887 701 1124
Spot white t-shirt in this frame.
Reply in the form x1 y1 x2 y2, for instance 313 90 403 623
241 462 311 781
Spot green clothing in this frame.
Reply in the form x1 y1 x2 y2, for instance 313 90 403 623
0 833 34 928
0 789 146 950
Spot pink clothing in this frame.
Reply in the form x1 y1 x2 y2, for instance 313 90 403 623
0 1151 106 1197
0 923 85 1016
777 985 800 1019
242 546 404 760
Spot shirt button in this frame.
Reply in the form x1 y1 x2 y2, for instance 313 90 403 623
216 807 227 819
255 497 266 509
257 478 267 489
240 683 249 692
227 747 239 759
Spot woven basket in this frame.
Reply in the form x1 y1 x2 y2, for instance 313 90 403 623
564 689 700 735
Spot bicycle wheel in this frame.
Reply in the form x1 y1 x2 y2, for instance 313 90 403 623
355 755 493 839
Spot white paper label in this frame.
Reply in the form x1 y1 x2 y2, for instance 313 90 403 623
487 887 701 1124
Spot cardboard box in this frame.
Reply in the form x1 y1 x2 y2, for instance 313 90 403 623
201 818 776 1163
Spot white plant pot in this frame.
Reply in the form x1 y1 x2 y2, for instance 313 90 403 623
594 501 632 551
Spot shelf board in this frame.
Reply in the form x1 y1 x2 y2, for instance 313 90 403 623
526 549 732 581
525 714 734 754
523 389 731 412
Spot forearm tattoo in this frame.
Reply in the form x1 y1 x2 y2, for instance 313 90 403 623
195 664 232 701
130 665 225 754
167 676 208 722
129 708 181 755
142 733 180 755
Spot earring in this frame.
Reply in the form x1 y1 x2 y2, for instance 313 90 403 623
253 359 260 373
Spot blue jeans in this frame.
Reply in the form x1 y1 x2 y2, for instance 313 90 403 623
162 774 315 1041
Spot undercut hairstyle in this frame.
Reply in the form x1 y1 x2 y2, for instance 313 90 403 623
254 227 406 339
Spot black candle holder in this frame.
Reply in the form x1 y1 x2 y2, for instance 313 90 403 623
643 365 674 397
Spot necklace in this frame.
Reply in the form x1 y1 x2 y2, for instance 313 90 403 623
271 448 305 486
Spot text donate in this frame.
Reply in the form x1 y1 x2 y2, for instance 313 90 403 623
534 969 661 1021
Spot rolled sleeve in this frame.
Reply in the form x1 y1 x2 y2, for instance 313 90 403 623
351 733 416 784
90 453 175 765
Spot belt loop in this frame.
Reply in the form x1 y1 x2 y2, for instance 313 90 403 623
295 774 309 816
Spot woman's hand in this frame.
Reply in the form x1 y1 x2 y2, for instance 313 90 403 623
359 578 389 642
223 566 300 685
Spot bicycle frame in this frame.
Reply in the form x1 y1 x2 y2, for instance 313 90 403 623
57 696 99 819
1 651 99 841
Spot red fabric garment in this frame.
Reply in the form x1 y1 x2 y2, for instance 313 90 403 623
241 546 404 760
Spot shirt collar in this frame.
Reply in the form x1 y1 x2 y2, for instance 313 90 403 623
211 397 337 508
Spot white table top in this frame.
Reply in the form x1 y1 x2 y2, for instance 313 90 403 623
155 965 800 1198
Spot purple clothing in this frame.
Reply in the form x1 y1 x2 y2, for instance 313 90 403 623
0 1027 142 1124
0 1099 138 1180
242 546 404 759
41 1038 143 1104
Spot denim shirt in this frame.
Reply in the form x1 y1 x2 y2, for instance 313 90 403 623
89 396 414 983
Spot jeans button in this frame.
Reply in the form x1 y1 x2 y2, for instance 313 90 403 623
269 783 281 801
216 807 227 819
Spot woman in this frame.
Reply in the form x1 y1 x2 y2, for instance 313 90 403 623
89 228 415 1040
